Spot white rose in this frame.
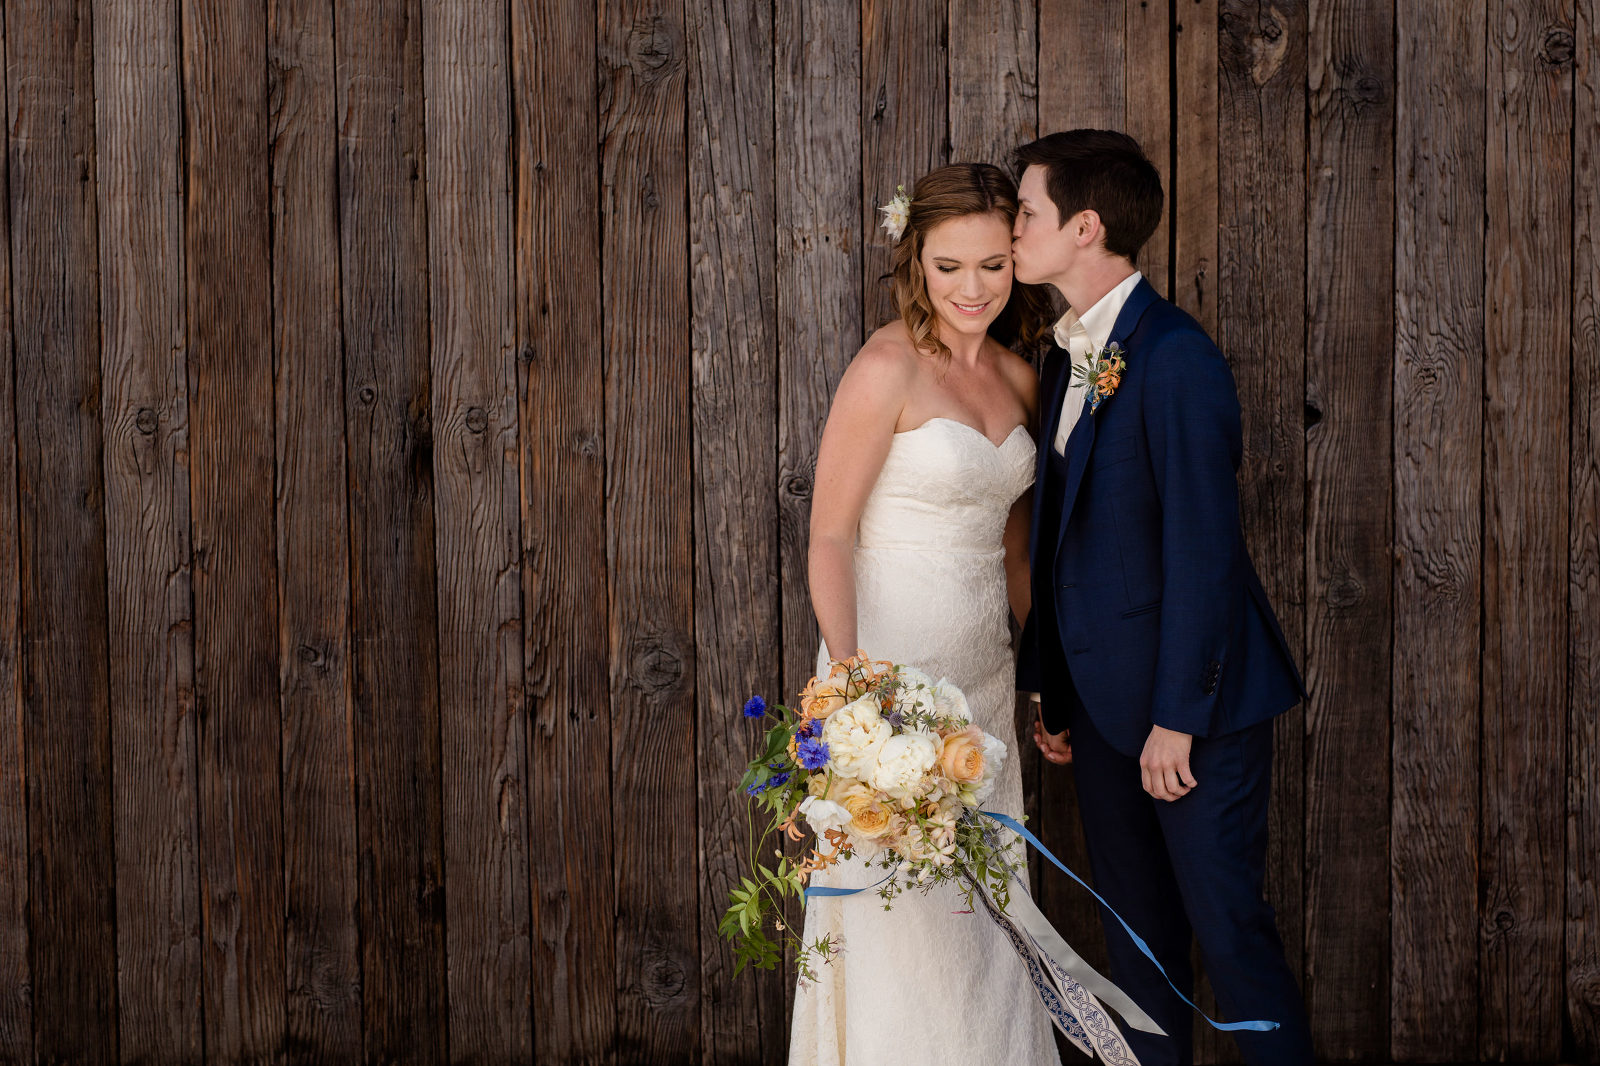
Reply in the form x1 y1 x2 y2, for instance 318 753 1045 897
870 730 939 797
931 678 970 724
972 732 1008 803
798 796 852 836
821 694 891 779
892 667 940 717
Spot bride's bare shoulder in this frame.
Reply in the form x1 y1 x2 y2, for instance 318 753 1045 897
840 321 921 388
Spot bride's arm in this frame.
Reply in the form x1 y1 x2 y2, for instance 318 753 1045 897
807 340 910 657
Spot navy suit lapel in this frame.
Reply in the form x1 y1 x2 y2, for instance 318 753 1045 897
1029 344 1071 561
1053 277 1162 553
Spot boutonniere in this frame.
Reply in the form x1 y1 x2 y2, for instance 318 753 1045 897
1069 341 1125 413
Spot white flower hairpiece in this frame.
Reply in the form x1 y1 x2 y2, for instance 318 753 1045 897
878 184 910 242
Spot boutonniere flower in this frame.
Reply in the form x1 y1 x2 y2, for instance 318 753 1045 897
1069 341 1125 413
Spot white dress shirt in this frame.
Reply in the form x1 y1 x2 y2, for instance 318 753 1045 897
1052 270 1143 455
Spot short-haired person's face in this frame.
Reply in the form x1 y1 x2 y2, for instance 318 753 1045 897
919 212 1014 342
1012 165 1075 286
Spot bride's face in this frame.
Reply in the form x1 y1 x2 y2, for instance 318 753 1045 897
918 212 1014 341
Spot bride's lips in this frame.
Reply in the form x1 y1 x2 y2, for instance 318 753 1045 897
950 300 991 317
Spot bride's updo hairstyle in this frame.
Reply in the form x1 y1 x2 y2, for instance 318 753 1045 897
888 162 1053 364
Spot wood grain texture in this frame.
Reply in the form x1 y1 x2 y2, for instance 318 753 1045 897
269 0 362 1056
183 0 288 1056
92 0 203 1057
1174 0 1218 333
1126 0 1171 296
948 0 1036 166
7 0 119 1057
334 0 449 1057
514 0 617 1061
774 0 861 1012
1303 0 1394 1055
1571 1 1600 1054
861 0 947 335
1213 4 1307 1062
1038 0 1125 132
599 0 700 1059
421 2 532 1058
1391 0 1484 1056
0 4 25 1050
688 0 785 1060
1479 0 1571 1057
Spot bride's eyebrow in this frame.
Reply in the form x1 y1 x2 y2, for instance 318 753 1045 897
932 254 1009 265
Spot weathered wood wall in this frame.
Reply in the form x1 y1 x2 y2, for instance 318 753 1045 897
0 0 1592 1062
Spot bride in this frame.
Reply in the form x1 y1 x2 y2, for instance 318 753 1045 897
788 163 1061 1065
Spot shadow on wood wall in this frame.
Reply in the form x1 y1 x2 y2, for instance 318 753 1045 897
0 0 1592 1063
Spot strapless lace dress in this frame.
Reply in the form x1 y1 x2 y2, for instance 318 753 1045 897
788 417 1062 1066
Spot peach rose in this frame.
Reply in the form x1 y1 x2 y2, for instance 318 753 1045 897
840 784 894 839
939 725 987 785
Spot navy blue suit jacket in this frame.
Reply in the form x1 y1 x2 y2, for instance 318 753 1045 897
1018 278 1305 757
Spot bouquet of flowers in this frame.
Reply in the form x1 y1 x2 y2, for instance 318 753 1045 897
719 651 1025 980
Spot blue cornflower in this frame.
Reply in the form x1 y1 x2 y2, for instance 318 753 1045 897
766 771 791 791
796 736 830 770
795 718 820 740
742 695 767 718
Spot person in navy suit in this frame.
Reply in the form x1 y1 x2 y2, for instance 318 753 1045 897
1012 129 1313 1065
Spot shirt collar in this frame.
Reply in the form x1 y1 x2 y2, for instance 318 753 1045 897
1052 270 1144 355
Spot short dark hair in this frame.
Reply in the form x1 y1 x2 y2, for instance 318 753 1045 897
1012 130 1163 262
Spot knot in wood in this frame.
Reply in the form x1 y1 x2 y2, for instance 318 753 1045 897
465 406 488 434
629 640 684 693
135 407 158 435
1540 28 1575 67
640 949 687 1004
1326 572 1364 610
1351 75 1385 106
784 473 812 499
358 384 377 406
1492 909 1515 932
571 429 601 460
628 14 679 77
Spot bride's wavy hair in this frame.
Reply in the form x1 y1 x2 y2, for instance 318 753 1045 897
888 163 1054 365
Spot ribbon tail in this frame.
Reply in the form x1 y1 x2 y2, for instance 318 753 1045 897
982 810 1280 1034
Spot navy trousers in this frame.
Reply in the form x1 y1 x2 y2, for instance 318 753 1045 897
1066 704 1313 1065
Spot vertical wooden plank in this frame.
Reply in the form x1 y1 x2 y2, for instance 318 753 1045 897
93 0 203 1056
1480 0 1572 1057
949 0 1037 165
1213 4 1306 1063
599 0 699 1059
269 0 362 1057
183 0 287 1055
8 0 119 1057
1031 0 1122 1007
861 0 947 336
335 0 449 1057
1125 0 1170 295
775 2 859 1020
421 1 531 1059
1037 0 1125 132
1303 0 1393 1056
1570 0 1600 1053
514 0 616 1061
775 0 859 723
1174 0 1218 334
1391 0 1483 1056
688 0 784 1062
0 4 25 1049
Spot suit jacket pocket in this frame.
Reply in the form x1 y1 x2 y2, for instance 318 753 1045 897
1121 599 1162 618
1091 433 1139 471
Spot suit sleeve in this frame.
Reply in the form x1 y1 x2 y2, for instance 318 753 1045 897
1143 337 1247 737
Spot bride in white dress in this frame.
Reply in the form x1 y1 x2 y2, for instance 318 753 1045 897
789 163 1062 1066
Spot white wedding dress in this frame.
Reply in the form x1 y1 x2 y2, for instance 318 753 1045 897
788 416 1062 1066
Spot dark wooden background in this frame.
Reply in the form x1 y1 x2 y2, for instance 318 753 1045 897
0 0 1592 1062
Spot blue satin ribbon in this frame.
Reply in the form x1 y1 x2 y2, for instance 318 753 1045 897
981 809 1278 1033
804 870 892 898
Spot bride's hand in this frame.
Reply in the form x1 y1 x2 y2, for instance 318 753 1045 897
1032 710 1072 765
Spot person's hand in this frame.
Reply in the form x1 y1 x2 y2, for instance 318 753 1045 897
1032 708 1072 765
1140 724 1196 801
